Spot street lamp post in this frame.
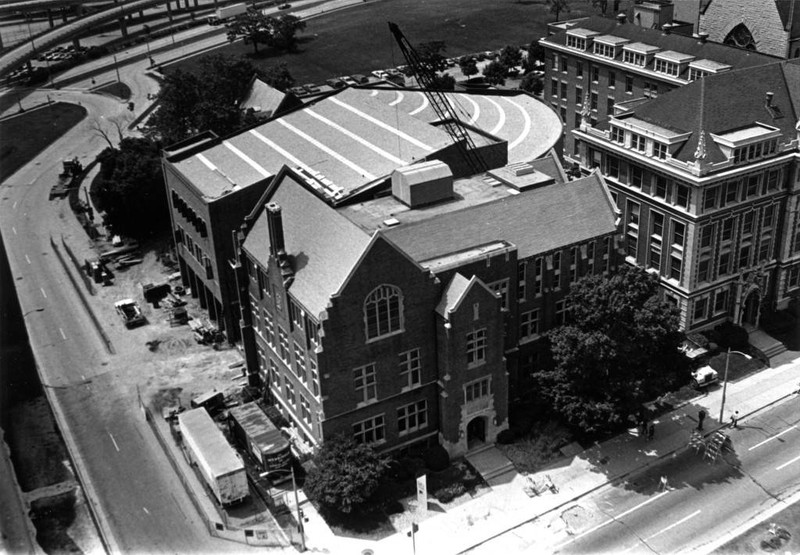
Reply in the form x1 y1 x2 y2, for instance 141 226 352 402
112 54 121 83
718 348 752 424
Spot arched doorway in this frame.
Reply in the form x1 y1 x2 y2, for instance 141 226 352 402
742 289 760 328
467 416 487 450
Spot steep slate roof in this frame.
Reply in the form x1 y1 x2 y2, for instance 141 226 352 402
545 15 779 69
606 59 800 163
242 172 370 316
240 77 290 118
434 273 471 317
384 172 618 263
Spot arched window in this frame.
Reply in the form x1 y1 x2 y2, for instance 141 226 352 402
364 285 403 341
724 23 757 51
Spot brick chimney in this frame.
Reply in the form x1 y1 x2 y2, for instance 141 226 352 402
697 32 709 44
266 202 294 286
617 13 627 25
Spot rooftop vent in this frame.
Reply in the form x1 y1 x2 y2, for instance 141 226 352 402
391 160 454 208
617 13 627 24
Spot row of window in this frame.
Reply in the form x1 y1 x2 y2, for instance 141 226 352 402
171 190 208 238
732 139 778 165
604 158 691 210
701 171 782 212
352 348 424 404
177 226 213 279
692 288 730 324
609 126 668 160
256 344 316 430
626 200 686 281
352 399 429 445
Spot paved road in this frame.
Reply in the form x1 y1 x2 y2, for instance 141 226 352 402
0 88 245 553
467 396 800 555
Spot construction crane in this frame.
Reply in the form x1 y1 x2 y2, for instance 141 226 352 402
388 21 487 175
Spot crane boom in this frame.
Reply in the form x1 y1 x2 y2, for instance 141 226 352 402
387 21 487 174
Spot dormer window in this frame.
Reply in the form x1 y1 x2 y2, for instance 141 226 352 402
654 59 679 76
631 133 646 152
653 142 668 159
594 42 615 58
623 50 646 66
567 35 586 50
611 126 624 144
688 67 708 81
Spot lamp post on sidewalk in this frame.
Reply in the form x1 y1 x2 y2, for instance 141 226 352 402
718 348 752 423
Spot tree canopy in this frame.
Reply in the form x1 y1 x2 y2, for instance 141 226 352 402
546 0 571 21
226 10 306 54
459 56 478 78
535 265 688 434
416 41 448 76
304 435 388 514
498 45 523 71
482 60 507 86
94 137 169 240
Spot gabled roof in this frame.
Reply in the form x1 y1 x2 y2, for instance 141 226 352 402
603 59 800 163
384 171 619 263
240 77 290 118
434 274 495 318
544 16 778 68
241 170 370 316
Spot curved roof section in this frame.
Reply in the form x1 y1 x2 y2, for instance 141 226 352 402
361 88 562 163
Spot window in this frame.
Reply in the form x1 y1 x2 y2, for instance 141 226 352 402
257 268 268 299
610 126 624 144
738 245 751 269
399 349 421 389
353 415 385 445
354 364 377 403
650 211 664 271
575 86 583 105
718 251 732 276
745 176 759 199
607 97 615 116
675 185 689 208
623 50 645 66
721 219 734 242
608 70 615 88
289 298 305 331
488 279 509 310
724 181 738 205
672 221 686 248
758 237 772 262
309 358 319 397
594 42 615 58
520 309 540 341
630 166 644 188
698 258 711 283
654 58 679 76
397 401 427 435
591 91 598 110
250 294 262 337
263 308 275 346
560 81 568 101
270 360 280 389
714 290 729 314
466 329 487 367
742 212 755 236
555 300 568 326
575 61 583 77
534 257 543 295
293 342 306 379
364 285 403 341
654 175 669 200
284 379 295 407
703 187 717 210
561 56 568 73
551 78 558 97
570 247 579 283
551 54 558 71
693 297 708 323
606 155 620 179
763 205 775 229
788 266 800 290
700 225 714 249
630 133 646 152
653 142 668 159
626 200 640 259
689 67 707 81
465 377 491 403
518 262 527 301
587 241 595 275
643 81 658 98
625 75 634 93
591 65 599 82
300 395 311 424
278 327 290 363
766 170 780 192
553 251 562 289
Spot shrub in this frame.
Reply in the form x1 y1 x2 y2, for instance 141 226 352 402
434 482 466 504
423 445 449 472
496 429 515 445
400 457 426 478
711 322 749 352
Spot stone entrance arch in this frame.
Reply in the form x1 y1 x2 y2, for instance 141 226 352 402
466 416 487 450
742 289 761 328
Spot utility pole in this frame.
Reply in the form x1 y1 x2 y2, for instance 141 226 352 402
291 466 306 551
112 54 121 83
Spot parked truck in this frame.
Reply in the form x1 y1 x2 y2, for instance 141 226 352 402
228 402 292 477
178 408 249 506
207 3 246 25
114 298 146 328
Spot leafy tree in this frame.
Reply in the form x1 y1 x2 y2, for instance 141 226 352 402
261 62 295 91
94 138 169 240
519 73 543 95
459 56 479 78
227 10 306 54
148 54 256 144
430 73 456 90
304 435 389 514
546 0 571 21
535 265 688 434
482 60 507 86
498 45 523 71
525 39 546 72
416 41 448 76
588 0 608 14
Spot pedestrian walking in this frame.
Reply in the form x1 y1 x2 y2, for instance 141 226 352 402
648 422 655 441
730 411 740 429
698 410 706 431
659 475 669 492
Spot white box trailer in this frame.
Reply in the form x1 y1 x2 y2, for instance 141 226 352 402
208 2 246 23
179 408 248 506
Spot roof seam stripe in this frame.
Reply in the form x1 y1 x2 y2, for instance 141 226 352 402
329 96 434 152
485 96 506 136
275 118 377 181
502 97 532 150
304 108 407 166
222 140 271 178
248 129 312 175
409 92 429 115
389 91 404 106
195 153 216 171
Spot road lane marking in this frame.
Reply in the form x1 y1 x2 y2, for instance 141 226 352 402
40 288 47 298
555 491 670 549
12 227 16 235
25 255 31 264
142 507 150 515
776 454 800 471
13 201 17 209
646 510 701 540
59 328 66 340
108 433 120 452
750 425 798 451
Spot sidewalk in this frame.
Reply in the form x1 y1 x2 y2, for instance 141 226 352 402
296 349 800 555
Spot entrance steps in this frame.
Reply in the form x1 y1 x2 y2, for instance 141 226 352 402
465 444 516 484
748 328 787 365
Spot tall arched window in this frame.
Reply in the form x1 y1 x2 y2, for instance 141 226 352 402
724 23 757 51
364 285 403 341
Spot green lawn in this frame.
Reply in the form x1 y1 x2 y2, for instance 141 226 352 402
170 0 598 84
0 103 87 184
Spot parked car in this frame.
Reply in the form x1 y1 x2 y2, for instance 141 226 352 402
288 86 308 97
302 83 320 93
350 73 369 84
691 365 719 388
326 78 345 89
371 69 388 79
278 3 291 9
340 75 357 85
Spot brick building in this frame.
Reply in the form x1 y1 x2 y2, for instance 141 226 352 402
162 87 561 341
236 155 621 456
574 58 800 332
700 0 800 59
540 15 777 162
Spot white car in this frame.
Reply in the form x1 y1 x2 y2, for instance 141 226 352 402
691 365 719 388
371 70 388 79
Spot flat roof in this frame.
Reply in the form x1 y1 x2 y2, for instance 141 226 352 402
594 34 631 46
229 402 290 456
179 408 243 476
172 87 455 200
655 50 695 63
624 42 662 54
